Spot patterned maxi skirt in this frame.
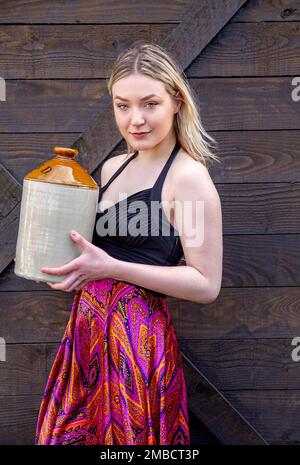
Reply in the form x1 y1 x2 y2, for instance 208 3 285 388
34 277 190 445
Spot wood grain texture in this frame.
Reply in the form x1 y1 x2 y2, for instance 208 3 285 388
224 390 300 445
1 131 300 184
0 0 186 24
2 22 300 79
188 22 300 76
182 352 268 444
1 233 299 290
0 164 22 273
0 0 297 24
0 390 298 445
235 0 300 22
1 287 300 343
169 287 300 340
0 78 299 133
179 337 300 390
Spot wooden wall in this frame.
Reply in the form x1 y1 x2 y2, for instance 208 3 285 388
0 0 299 445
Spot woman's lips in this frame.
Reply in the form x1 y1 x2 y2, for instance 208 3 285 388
131 131 151 138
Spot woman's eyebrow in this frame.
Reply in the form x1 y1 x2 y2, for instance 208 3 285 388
114 94 160 101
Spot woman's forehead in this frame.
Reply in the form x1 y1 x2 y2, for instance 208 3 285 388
112 75 167 98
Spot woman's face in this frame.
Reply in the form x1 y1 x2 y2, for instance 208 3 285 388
112 73 180 149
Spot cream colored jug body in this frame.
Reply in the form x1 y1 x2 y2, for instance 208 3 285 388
14 147 99 283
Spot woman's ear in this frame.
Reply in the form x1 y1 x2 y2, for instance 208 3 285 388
173 91 182 114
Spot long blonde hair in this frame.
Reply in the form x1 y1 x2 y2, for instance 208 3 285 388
107 41 221 167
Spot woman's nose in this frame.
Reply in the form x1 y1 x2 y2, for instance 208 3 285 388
130 109 145 124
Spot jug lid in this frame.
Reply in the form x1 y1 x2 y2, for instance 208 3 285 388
24 146 99 189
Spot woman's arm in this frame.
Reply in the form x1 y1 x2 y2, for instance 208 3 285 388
110 162 223 304
41 161 223 301
110 259 214 304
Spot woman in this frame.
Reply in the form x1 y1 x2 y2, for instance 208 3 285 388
34 42 223 445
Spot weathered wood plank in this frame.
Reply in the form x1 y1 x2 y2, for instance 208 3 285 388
224 390 300 444
235 0 300 22
196 77 300 131
1 234 300 290
0 163 21 217
1 338 298 396
0 133 117 185
160 0 248 71
0 164 22 273
0 0 185 24
179 338 300 390
0 395 41 445
0 24 173 79
1 287 300 343
1 0 296 25
218 182 300 234
210 130 300 183
182 353 268 444
0 291 72 343
189 410 221 444
1 131 300 184
1 390 297 445
170 287 300 340
188 22 300 76
222 234 300 287
0 78 299 133
0 80 107 134
1 22 299 79
0 343 59 396
0 0 297 25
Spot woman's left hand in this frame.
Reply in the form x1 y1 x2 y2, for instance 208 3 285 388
41 230 116 292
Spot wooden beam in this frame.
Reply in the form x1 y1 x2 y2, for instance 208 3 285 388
181 351 269 444
0 163 22 273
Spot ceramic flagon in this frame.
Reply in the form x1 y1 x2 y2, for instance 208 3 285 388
14 147 99 283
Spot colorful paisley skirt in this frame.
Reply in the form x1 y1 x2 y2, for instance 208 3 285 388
34 278 190 445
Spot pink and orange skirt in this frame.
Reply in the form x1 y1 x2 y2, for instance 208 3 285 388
34 278 190 445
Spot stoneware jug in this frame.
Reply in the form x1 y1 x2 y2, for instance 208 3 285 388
14 146 99 283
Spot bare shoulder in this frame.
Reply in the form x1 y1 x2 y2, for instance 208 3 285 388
100 152 128 186
174 150 220 203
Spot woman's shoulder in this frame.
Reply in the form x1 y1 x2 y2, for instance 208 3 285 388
100 152 129 186
174 149 220 202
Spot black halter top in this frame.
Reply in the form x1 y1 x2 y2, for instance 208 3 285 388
92 140 184 269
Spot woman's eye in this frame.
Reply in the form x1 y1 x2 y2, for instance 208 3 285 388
146 102 158 108
117 102 158 110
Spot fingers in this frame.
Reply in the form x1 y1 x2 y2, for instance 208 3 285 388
65 275 85 292
68 276 88 292
46 274 82 292
41 261 77 275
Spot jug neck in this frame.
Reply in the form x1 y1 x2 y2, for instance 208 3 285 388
53 147 78 160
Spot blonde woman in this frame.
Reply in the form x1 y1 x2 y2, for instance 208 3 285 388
35 42 223 445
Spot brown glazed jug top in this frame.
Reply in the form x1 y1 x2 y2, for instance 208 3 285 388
24 146 98 189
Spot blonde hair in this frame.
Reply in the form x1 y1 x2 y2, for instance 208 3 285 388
107 41 221 167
